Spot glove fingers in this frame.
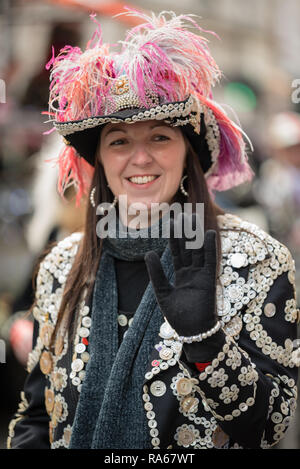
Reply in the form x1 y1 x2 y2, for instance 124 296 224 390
204 230 217 273
170 214 192 268
192 243 205 268
144 251 172 297
191 218 205 267
169 219 183 270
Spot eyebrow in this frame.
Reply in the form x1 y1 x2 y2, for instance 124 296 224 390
103 122 171 137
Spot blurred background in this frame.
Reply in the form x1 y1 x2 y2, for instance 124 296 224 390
0 0 300 449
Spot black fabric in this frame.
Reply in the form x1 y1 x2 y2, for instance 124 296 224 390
180 114 212 173
7 321 50 449
115 258 149 312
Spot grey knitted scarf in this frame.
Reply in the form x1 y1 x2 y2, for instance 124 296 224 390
69 215 174 449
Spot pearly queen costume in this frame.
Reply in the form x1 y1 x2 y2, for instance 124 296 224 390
7 11 300 449
8 213 300 449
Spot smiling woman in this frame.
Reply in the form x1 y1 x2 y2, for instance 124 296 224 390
7 10 299 450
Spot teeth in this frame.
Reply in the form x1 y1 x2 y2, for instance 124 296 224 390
129 175 157 184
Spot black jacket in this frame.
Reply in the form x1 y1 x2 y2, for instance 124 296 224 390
7 213 299 449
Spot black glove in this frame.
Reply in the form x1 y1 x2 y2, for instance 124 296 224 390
145 215 225 362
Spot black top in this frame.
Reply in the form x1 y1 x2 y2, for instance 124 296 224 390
115 258 150 344
115 258 150 312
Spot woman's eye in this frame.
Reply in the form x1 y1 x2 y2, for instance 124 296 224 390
153 135 170 142
110 138 127 146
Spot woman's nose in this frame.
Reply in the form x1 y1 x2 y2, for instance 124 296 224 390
130 146 153 166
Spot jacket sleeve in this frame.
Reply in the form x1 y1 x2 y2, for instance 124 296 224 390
7 319 50 449
191 244 299 449
7 250 55 450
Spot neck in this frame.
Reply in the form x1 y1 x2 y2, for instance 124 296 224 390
118 200 171 230
103 211 169 261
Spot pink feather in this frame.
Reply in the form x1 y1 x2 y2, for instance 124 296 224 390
200 97 254 195
56 145 94 206
119 11 222 105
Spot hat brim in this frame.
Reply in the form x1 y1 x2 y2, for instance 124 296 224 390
56 102 212 172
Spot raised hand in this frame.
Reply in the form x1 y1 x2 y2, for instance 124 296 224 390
145 214 218 339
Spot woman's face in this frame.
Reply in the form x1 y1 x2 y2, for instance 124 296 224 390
98 120 186 215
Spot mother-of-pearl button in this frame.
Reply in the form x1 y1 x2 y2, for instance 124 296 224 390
82 316 91 327
176 378 193 396
79 327 89 338
40 351 53 375
221 238 232 253
180 396 198 413
150 380 167 397
223 315 243 336
71 358 84 372
159 348 173 360
159 321 175 339
117 314 128 327
264 302 276 318
75 343 86 354
177 428 196 446
230 253 246 268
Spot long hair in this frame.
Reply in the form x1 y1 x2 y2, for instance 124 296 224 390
49 136 225 349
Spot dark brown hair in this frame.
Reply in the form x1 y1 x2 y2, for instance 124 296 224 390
49 136 225 349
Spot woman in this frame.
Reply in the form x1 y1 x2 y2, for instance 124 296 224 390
8 11 299 449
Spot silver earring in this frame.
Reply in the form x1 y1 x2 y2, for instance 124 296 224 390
180 175 189 197
90 186 118 213
97 196 118 215
90 187 96 208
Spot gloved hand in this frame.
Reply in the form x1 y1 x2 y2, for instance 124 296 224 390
144 214 225 362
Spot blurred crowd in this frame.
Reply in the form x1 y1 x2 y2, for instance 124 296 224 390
0 17 88 446
0 0 300 449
